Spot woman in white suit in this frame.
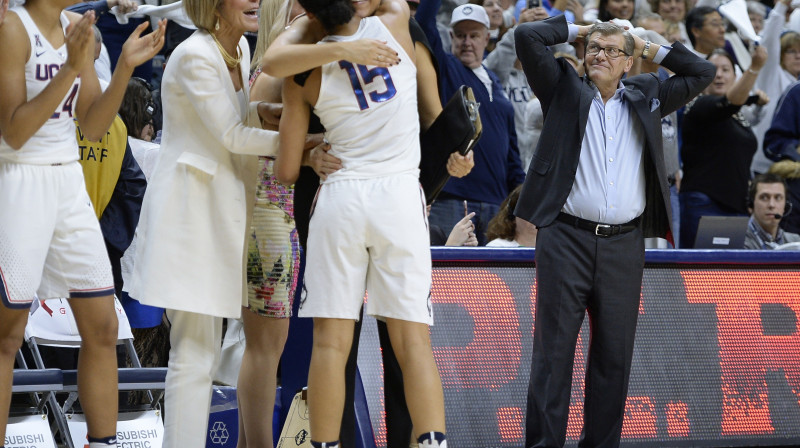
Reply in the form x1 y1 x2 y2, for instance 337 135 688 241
126 0 280 444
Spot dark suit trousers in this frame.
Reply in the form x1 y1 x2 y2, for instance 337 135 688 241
526 218 645 448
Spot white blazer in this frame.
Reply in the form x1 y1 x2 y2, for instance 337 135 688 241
128 31 278 318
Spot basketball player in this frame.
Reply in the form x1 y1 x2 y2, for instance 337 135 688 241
275 0 446 447
0 0 164 445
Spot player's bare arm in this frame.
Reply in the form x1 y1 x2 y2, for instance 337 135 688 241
74 16 165 141
0 10 92 149
262 12 399 78
276 75 314 185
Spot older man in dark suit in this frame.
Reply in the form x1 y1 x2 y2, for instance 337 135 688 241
514 16 714 447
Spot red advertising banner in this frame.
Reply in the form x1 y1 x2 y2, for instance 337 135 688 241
357 262 800 447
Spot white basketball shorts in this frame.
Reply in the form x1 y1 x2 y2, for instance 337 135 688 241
299 173 433 325
0 162 114 309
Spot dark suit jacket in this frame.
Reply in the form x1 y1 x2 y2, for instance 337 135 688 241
513 16 715 239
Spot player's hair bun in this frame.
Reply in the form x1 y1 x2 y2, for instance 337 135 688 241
298 0 355 33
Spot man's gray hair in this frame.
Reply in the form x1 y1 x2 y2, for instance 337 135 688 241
93 24 103 45
586 22 635 57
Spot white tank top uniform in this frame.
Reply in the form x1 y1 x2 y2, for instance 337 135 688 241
314 16 421 182
0 7 114 309
0 7 81 165
299 17 433 325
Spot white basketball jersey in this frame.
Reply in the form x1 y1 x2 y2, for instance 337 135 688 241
0 7 81 165
315 17 420 182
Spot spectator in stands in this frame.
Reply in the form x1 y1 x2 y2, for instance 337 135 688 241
648 0 690 44
680 47 768 248
517 0 579 23
119 77 156 143
744 173 800 248
429 204 480 246
117 78 166 368
486 185 537 247
416 0 526 245
762 34 800 160
769 160 800 234
485 8 547 170
747 0 765 36
686 6 726 57
637 12 666 37
598 0 635 22
126 0 282 443
470 0 511 54
751 0 798 175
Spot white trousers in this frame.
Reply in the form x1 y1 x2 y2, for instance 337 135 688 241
162 309 223 447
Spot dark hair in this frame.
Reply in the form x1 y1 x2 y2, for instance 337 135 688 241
119 78 154 139
748 173 788 207
598 0 634 22
706 47 735 69
685 6 717 47
486 185 523 242
298 0 354 33
586 22 635 56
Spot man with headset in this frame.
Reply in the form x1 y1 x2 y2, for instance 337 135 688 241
744 173 800 249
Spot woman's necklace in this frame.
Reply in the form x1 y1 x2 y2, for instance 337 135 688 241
211 32 242 70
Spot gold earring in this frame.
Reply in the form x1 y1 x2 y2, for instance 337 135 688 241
215 18 220 31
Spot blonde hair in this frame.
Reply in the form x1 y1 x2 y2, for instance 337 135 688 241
251 0 291 70
184 0 225 32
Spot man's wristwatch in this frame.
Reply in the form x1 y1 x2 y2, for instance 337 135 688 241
642 40 651 60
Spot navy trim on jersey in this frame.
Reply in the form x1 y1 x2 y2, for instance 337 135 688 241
69 287 115 299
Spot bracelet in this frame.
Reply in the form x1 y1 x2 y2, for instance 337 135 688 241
642 40 651 60
747 68 760 75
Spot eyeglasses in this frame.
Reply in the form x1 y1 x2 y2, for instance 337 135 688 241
585 43 629 59
704 20 726 29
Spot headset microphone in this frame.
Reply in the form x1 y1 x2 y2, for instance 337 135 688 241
775 213 783 220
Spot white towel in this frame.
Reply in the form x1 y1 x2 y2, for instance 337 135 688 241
112 1 195 29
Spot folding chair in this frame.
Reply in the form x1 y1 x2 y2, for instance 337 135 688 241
23 297 167 448
6 368 63 448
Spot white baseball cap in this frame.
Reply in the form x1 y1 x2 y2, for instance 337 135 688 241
450 4 491 29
